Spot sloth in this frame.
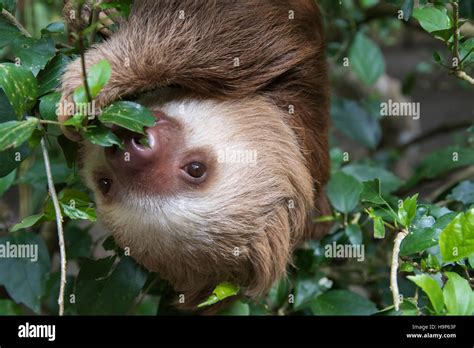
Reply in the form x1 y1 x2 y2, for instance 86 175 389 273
60 0 330 309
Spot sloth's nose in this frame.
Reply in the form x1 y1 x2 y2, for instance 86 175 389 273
105 127 158 172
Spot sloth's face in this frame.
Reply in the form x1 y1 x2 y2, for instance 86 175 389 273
80 96 313 291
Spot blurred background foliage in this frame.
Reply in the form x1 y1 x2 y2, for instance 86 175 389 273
0 0 473 316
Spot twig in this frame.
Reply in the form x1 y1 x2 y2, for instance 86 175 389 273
451 1 474 85
40 138 67 316
426 166 474 202
2 6 68 317
77 2 93 103
390 229 409 311
454 70 474 84
88 3 100 45
396 120 473 152
39 119 62 126
1 8 31 37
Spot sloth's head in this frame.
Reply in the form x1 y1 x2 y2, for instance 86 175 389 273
80 94 314 304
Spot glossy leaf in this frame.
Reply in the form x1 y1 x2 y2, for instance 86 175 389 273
0 63 38 118
407 274 444 314
349 32 385 85
0 118 39 151
439 209 474 263
99 101 156 134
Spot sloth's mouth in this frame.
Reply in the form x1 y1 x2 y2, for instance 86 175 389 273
97 177 113 195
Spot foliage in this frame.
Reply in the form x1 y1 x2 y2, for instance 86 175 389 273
0 0 472 316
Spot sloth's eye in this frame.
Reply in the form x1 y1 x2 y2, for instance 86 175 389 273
184 162 207 179
98 177 112 194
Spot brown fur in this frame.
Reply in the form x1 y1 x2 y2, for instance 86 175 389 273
61 0 330 310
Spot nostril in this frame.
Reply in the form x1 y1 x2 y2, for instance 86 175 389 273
131 133 153 150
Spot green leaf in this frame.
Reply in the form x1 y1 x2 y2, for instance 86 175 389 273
11 37 56 75
37 53 71 96
0 89 15 123
407 274 444 314
0 231 51 313
62 114 87 129
342 163 403 194
433 51 443 64
64 224 92 260
0 169 15 196
0 16 23 49
460 38 474 65
398 194 418 227
407 146 474 187
331 99 381 149
0 144 30 177
326 171 363 213
447 180 474 204
267 277 290 309
443 272 473 315
310 290 377 315
430 28 453 41
57 134 79 168
10 214 45 232
439 209 474 263
41 22 65 36
0 299 23 315
360 179 386 205
75 256 148 314
73 59 111 103
0 0 16 13
373 216 385 239
376 299 418 316
44 189 97 222
99 101 156 134
413 6 451 33
197 282 240 308
39 92 61 121
294 273 328 310
217 300 250 315
60 201 97 221
0 63 38 118
82 124 123 148
348 32 385 85
345 224 363 245
401 0 414 21
400 212 456 256
0 118 39 151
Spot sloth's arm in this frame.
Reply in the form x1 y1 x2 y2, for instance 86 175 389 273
60 0 322 109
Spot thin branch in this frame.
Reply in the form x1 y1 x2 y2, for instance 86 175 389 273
40 138 67 316
88 3 100 46
3 6 68 317
426 166 474 202
451 1 474 85
390 229 409 311
454 70 474 84
77 2 93 103
1 8 31 37
39 119 62 126
453 2 461 64
396 120 473 152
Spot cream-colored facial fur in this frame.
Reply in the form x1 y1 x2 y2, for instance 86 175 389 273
80 96 314 306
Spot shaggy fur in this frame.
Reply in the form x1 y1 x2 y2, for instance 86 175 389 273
60 0 330 309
